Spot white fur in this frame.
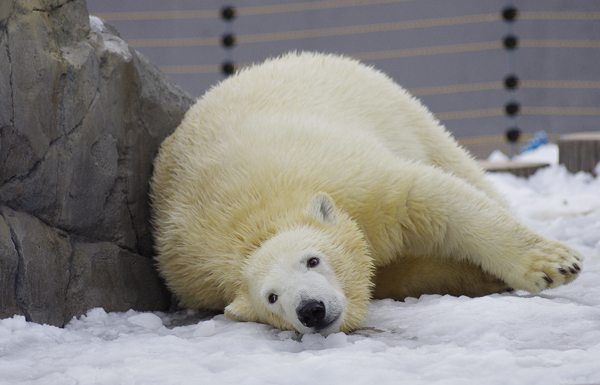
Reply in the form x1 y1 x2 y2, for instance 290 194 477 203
246 227 346 334
150 52 583 334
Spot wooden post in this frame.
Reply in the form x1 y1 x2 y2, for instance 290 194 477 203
558 132 600 176
479 161 549 178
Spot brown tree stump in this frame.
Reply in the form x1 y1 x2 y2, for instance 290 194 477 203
558 132 600 176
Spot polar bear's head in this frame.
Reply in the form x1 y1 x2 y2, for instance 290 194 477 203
225 193 374 334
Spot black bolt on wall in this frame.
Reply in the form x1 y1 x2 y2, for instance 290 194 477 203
222 34 236 48
502 5 521 157
503 35 519 50
222 61 236 75
505 102 521 116
221 5 237 76
504 75 519 90
505 128 521 143
221 6 236 21
502 7 518 22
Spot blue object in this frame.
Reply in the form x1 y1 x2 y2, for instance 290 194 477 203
520 131 548 153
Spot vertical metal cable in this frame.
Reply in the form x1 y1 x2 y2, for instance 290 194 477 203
221 5 237 76
502 5 521 157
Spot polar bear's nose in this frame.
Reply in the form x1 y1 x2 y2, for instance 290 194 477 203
297 300 326 328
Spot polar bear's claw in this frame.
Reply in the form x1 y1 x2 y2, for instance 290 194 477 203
507 240 584 293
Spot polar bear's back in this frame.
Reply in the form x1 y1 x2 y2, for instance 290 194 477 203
199 52 435 160
184 52 489 181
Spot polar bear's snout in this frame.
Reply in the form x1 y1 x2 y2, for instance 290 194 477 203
278 273 344 334
297 300 327 328
294 294 343 333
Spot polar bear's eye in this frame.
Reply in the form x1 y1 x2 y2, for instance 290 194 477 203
307 257 320 268
268 293 278 304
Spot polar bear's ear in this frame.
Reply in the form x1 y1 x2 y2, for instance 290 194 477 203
225 292 259 323
307 192 338 225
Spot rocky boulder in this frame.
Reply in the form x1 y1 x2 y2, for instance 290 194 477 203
0 0 195 326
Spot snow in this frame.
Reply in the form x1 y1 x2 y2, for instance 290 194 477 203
88 16 132 62
2 145 599 385
514 143 559 165
487 143 560 165
88 15 105 33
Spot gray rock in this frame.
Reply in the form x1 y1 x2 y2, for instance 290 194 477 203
0 0 194 326
0 211 21 319
65 241 170 323
0 206 71 326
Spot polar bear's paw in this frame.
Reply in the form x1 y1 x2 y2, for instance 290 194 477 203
511 240 583 293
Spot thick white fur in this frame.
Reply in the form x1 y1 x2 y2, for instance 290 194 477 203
150 52 582 334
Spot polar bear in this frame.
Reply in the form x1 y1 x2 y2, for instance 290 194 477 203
150 52 582 335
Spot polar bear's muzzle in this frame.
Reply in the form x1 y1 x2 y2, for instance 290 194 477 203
297 300 328 329
296 299 342 333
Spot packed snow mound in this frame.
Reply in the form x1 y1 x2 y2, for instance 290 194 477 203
487 143 559 165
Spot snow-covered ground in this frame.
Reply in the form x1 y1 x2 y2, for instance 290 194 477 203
1 145 599 385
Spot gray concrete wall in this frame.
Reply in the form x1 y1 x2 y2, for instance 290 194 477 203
87 0 600 156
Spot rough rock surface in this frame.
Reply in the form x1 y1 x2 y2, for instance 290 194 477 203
0 0 195 326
